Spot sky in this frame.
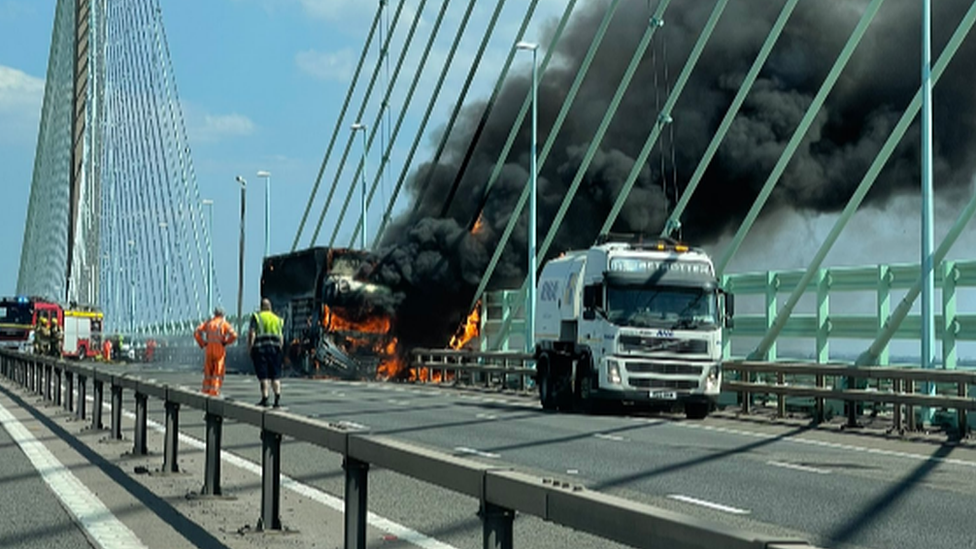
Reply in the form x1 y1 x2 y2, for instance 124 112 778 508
0 0 566 310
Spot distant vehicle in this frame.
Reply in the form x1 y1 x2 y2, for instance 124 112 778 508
0 296 103 359
261 247 397 379
533 236 734 419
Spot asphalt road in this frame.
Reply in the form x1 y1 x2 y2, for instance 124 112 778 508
47 361 976 549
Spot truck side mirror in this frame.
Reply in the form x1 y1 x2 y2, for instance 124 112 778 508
724 292 735 329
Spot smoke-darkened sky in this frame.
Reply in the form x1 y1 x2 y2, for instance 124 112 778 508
369 0 976 349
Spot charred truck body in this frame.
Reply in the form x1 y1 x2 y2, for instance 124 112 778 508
534 237 734 419
261 247 396 379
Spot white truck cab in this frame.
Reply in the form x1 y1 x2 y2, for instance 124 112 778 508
533 237 733 418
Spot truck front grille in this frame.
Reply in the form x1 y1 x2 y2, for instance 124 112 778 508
618 335 708 355
624 362 703 375
628 379 699 390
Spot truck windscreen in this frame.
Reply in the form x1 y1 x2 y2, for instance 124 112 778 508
606 286 717 329
0 303 33 326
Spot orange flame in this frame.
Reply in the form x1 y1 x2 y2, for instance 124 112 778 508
472 213 486 235
449 302 481 350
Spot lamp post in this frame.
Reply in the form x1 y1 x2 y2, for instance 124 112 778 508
202 199 214 315
159 221 169 329
351 122 368 249
235 176 247 335
127 239 136 334
921 0 936 421
257 171 271 258
517 41 539 353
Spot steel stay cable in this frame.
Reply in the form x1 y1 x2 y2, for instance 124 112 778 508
292 3 385 251
384 0 513 247
487 0 675 347
660 0 800 238
431 0 542 225
714 0 887 275
330 0 475 248
305 0 408 246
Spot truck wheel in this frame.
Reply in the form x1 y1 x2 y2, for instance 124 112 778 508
538 354 557 411
685 401 710 420
574 354 595 414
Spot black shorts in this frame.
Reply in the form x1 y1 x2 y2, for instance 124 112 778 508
251 346 282 380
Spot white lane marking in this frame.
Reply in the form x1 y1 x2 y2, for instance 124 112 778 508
100 400 457 549
594 433 625 442
766 460 831 475
667 495 751 515
678 423 976 469
453 447 501 459
567 469 580 475
476 413 497 420
0 400 147 549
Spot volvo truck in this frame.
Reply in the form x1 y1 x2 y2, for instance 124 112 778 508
533 236 733 418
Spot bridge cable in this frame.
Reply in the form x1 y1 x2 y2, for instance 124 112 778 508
335 0 478 249
291 5 384 251
306 0 412 246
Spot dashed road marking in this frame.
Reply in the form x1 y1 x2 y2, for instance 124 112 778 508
594 433 625 442
668 494 751 515
0 399 147 548
767 460 831 475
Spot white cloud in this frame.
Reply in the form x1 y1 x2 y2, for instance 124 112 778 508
0 65 44 137
295 48 355 82
189 113 256 143
296 0 374 21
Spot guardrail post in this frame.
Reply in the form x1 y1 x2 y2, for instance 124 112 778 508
92 379 103 430
481 501 514 549
163 401 180 473
741 367 752 415
45 364 52 401
905 379 916 431
133 392 148 455
777 371 785 418
892 379 902 432
76 375 86 420
258 429 282 531
110 385 123 440
201 413 223 496
814 374 825 423
65 371 74 412
343 456 369 549
54 367 62 406
958 381 968 437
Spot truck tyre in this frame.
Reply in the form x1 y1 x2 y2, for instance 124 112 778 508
574 353 595 414
685 401 710 420
538 354 557 411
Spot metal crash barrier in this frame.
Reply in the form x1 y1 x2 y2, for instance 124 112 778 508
0 349 824 549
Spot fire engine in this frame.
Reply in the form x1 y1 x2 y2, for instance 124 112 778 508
0 296 104 359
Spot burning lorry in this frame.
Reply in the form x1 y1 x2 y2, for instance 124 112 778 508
261 247 399 380
0 296 104 359
533 237 734 419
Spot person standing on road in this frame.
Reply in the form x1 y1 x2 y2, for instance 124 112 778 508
248 298 284 407
34 317 50 356
194 307 238 396
49 318 63 358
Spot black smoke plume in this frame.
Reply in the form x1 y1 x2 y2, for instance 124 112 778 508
366 0 976 350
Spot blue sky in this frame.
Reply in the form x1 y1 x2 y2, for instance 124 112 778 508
0 0 565 310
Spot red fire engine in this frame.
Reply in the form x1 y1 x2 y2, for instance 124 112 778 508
0 296 103 359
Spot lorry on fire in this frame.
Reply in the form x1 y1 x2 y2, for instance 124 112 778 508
261 247 397 379
533 236 733 419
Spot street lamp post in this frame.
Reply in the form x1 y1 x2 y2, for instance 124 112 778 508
257 171 272 258
351 122 368 249
517 41 539 354
159 221 169 329
235 176 247 335
202 199 214 315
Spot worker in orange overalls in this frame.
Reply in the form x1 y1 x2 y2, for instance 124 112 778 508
194 307 238 396
102 337 113 361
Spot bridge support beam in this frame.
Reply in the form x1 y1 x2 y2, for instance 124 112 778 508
258 430 282 531
481 501 514 549
343 456 369 549
202 413 223 496
163 401 180 473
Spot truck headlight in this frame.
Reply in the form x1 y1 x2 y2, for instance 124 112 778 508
606 359 622 385
706 364 721 389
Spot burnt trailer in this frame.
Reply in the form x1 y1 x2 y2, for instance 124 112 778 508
261 247 397 379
